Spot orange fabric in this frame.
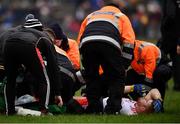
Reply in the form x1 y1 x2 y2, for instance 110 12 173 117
67 38 80 70
35 47 45 68
131 40 161 80
77 5 135 45
73 96 88 106
99 65 104 75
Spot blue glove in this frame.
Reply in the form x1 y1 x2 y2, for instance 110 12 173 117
152 99 162 113
133 84 151 96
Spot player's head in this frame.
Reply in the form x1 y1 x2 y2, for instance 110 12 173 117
136 98 154 114
48 23 69 51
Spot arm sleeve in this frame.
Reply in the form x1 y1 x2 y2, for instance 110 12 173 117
119 15 135 69
67 39 80 70
37 38 62 96
142 47 156 83
77 18 88 45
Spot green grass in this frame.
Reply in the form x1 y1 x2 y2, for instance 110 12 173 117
0 80 180 123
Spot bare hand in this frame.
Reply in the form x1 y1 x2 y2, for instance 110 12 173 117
55 96 63 107
177 45 180 55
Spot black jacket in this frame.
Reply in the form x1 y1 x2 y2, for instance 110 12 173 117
160 0 180 53
0 26 62 96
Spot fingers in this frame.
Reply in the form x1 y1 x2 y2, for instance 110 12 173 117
177 45 180 55
58 97 63 107
55 96 63 107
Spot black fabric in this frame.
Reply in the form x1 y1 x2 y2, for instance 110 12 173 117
159 0 180 90
80 41 125 113
153 64 172 99
82 21 122 46
48 23 69 51
126 65 171 100
2 26 62 115
3 41 48 114
160 0 180 53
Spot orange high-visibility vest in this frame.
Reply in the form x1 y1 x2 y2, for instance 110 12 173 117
131 40 161 83
77 5 135 61
66 38 80 70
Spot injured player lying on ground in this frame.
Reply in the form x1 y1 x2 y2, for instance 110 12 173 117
0 84 163 116
75 85 163 115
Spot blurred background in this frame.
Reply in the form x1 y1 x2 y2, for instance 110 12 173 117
0 0 162 41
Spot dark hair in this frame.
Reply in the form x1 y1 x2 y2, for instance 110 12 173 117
48 23 69 51
178 38 180 45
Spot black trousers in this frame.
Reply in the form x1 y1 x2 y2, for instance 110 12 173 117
80 42 125 113
3 41 50 115
160 36 180 90
126 64 172 100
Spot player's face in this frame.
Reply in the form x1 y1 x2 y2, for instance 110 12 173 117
136 98 153 113
54 39 62 47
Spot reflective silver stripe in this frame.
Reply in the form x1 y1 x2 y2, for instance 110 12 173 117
4 85 8 115
0 65 4 70
115 13 124 18
76 71 86 84
123 42 134 49
80 35 121 51
36 49 50 109
156 47 161 65
114 13 124 33
59 66 76 82
42 62 50 109
122 52 133 60
87 12 124 32
145 77 153 83
87 18 119 30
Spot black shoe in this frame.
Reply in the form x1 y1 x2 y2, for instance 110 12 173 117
66 99 85 114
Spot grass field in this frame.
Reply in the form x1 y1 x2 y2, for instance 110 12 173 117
0 80 180 123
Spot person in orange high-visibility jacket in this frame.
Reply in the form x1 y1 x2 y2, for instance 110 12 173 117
126 40 172 100
66 39 80 70
48 23 81 71
77 0 136 114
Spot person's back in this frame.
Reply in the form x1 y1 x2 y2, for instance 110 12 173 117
0 26 22 81
127 40 172 100
77 0 135 114
131 40 161 83
3 14 63 115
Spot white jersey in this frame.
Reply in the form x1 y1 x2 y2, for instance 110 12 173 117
103 97 138 115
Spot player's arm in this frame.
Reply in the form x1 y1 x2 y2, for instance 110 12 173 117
144 88 162 101
124 84 151 96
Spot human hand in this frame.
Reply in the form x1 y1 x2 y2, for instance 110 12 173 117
152 99 163 113
177 45 180 55
55 96 63 107
133 84 151 96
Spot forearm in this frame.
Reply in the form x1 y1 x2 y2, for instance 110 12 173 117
145 88 162 101
124 85 133 94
